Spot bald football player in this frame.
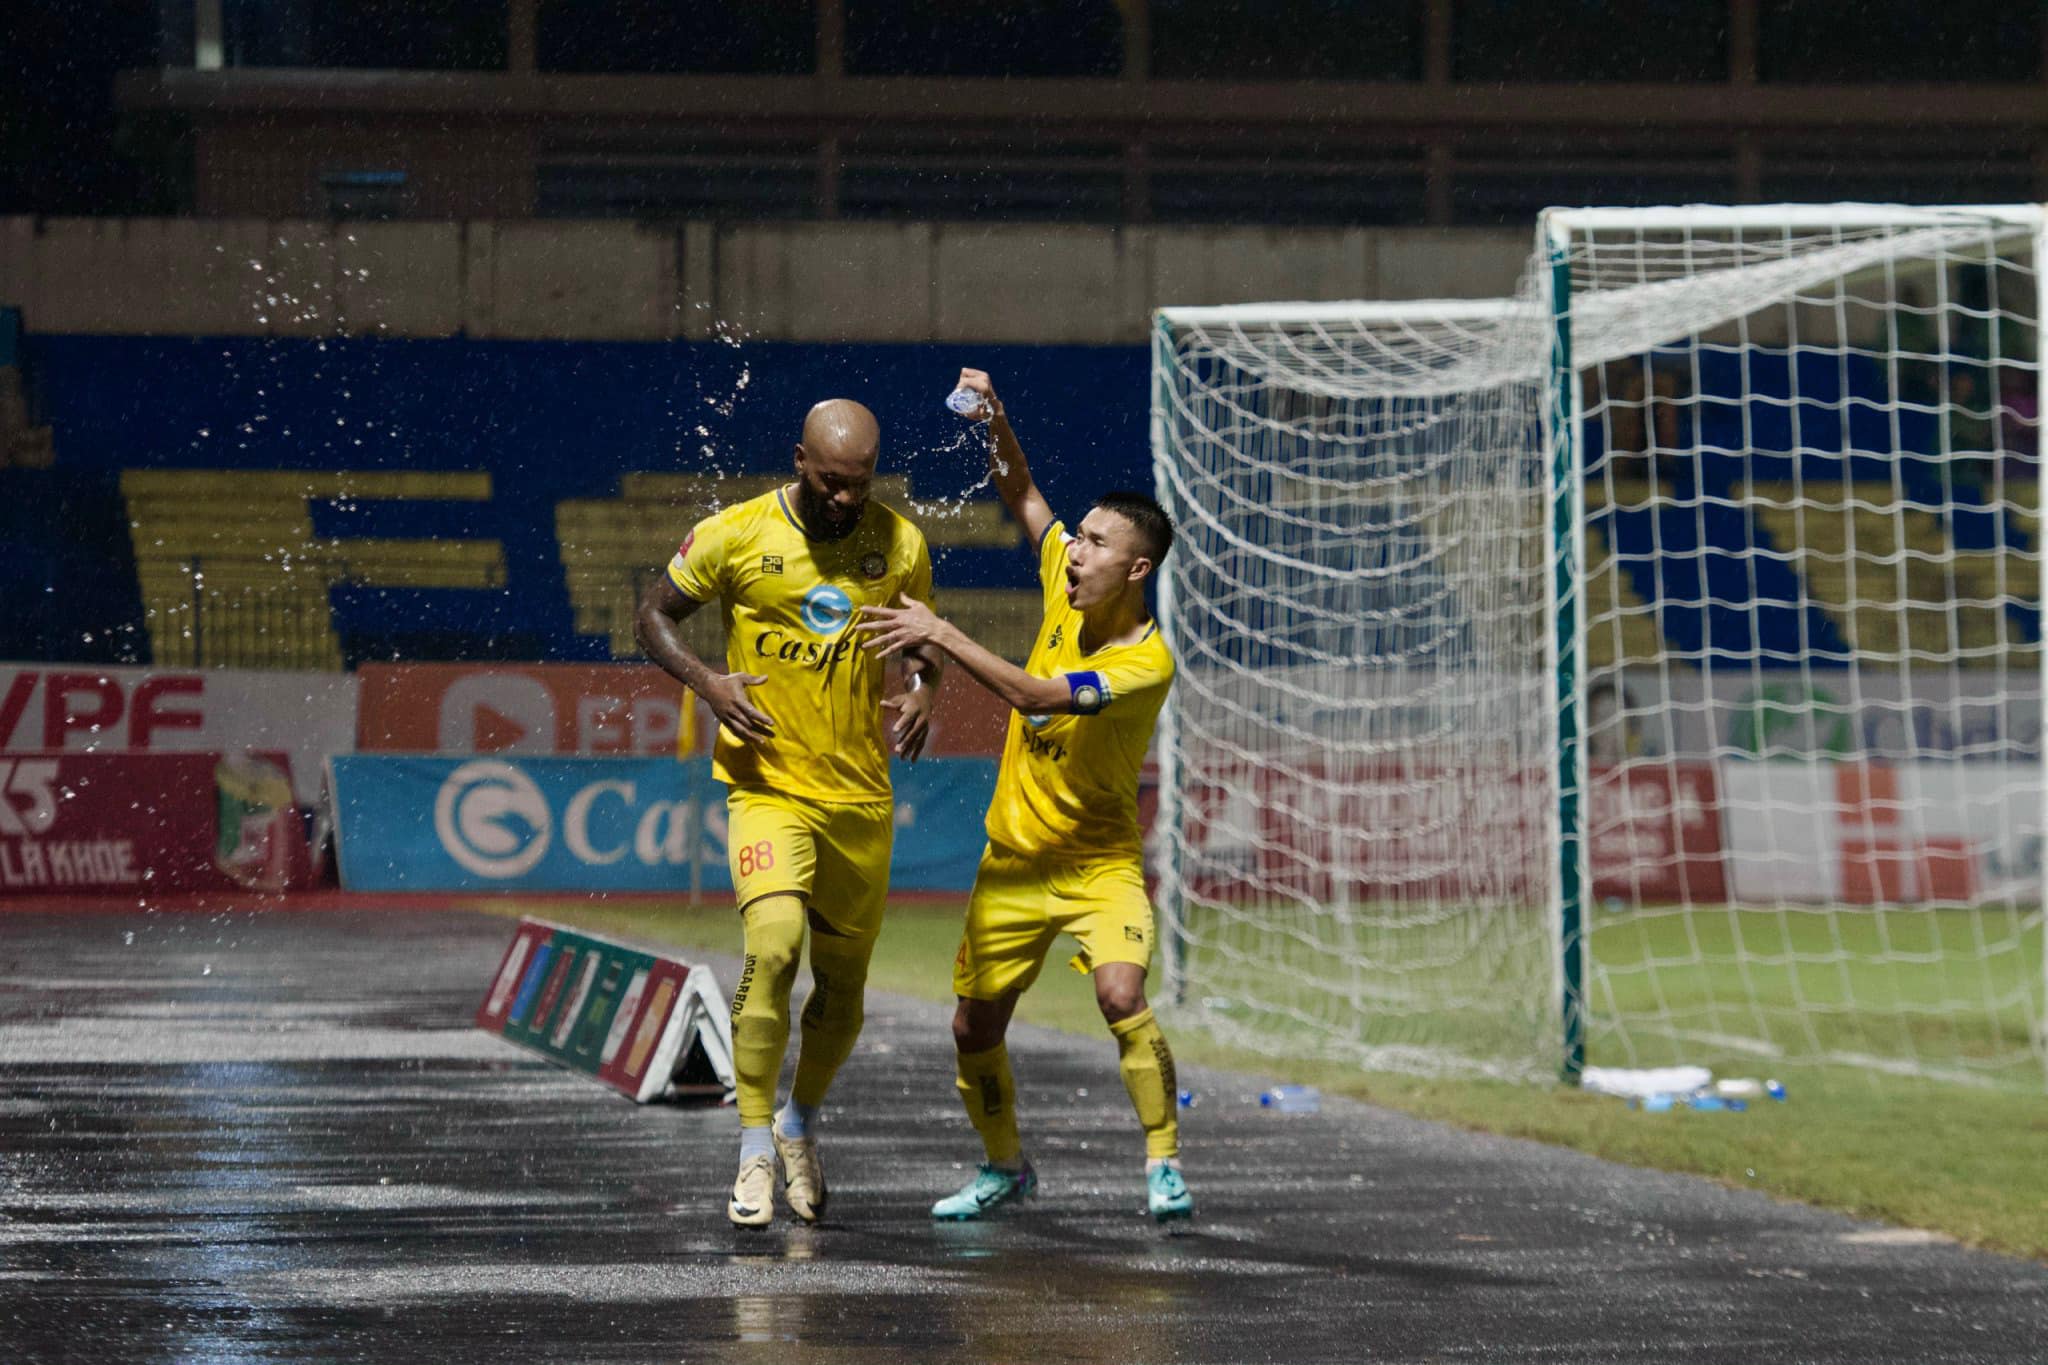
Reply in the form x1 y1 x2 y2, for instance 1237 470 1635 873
638 398 943 1227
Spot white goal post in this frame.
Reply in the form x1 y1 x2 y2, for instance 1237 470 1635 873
1150 203 2048 1090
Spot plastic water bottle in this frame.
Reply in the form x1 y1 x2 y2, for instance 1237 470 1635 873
1259 1084 1320 1113
945 386 987 418
1766 1078 1787 1102
1177 1089 1198 1110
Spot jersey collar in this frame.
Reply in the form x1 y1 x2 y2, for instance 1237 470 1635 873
778 484 868 542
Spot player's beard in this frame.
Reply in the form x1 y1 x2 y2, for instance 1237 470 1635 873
795 481 864 541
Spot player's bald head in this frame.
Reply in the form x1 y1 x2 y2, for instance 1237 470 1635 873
792 398 881 539
800 399 880 467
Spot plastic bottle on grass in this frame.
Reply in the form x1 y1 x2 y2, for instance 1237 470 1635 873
1259 1084 1320 1113
1709 1077 1788 1102
1635 1090 1744 1112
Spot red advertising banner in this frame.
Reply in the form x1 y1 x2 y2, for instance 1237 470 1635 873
0 665 358 802
357 664 698 756
357 662 1008 758
1170 758 1728 907
0 751 313 898
1718 760 2020 905
1174 759 1549 905
1586 761 1728 904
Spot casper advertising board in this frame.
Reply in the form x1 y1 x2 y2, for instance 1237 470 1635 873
330 754 996 894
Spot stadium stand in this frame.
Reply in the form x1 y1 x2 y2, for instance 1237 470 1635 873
10 321 2037 677
0 313 144 663
1592 346 2040 669
121 469 504 669
1747 481 2028 666
1584 475 1678 670
19 334 1138 671
0 469 146 664
0 307 54 470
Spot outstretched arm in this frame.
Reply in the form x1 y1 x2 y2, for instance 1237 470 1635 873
634 574 776 744
859 594 1079 716
953 368 1056 550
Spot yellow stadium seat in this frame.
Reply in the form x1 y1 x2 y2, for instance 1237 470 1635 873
1749 479 2023 665
120 469 503 670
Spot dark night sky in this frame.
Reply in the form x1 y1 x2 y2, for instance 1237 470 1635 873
1 2 171 215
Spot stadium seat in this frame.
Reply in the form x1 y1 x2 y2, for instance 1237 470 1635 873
121 469 505 670
1748 480 2019 664
1581 478 1673 669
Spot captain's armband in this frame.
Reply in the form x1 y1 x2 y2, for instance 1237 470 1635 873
1064 670 1112 715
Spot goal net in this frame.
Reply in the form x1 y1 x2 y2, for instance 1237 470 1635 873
1149 300 1559 1080
1151 204 2048 1088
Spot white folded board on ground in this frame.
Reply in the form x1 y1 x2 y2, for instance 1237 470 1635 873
475 916 735 1103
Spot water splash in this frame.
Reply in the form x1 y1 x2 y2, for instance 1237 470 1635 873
668 319 758 512
900 420 1003 523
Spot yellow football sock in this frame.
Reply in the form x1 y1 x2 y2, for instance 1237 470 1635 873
729 895 804 1128
1109 1007 1180 1160
789 922 875 1110
954 1042 1022 1164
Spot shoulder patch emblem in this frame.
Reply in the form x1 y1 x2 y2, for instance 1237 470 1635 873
678 530 696 558
761 554 784 575
860 551 887 580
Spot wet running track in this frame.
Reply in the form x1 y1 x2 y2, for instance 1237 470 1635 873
2 908 2044 1364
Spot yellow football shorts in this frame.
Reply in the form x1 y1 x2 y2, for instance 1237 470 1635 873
725 787 894 938
952 843 1157 1000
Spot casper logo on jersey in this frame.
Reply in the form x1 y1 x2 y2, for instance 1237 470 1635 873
1019 728 1067 762
755 628 858 672
800 584 854 635
748 583 862 673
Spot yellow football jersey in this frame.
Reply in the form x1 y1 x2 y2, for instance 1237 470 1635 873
983 521 1175 860
667 487 932 802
